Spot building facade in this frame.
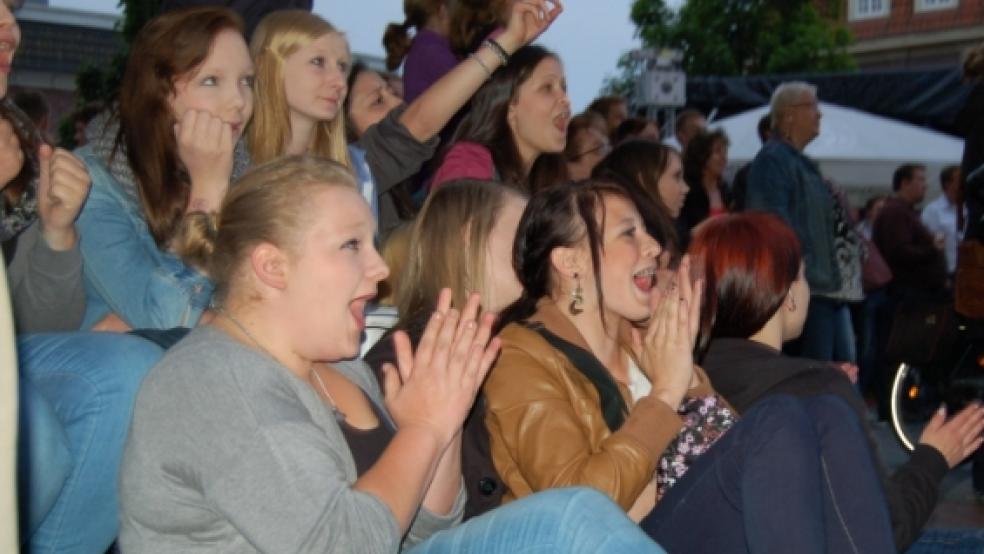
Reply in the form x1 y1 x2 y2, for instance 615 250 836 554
845 0 984 69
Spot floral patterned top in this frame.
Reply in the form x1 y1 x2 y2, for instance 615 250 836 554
656 394 737 497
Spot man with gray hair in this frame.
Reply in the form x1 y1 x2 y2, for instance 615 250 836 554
746 82 863 366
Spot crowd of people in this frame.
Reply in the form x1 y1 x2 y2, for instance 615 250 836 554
3 0 984 552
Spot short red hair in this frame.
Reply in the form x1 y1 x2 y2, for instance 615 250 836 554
688 212 802 352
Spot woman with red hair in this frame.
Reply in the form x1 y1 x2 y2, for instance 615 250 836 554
692 212 984 552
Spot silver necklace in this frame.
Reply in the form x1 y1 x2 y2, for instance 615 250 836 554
215 307 346 422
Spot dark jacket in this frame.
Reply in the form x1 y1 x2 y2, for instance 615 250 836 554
362 312 503 520
702 337 949 551
679 178 732 232
959 83 984 242
747 140 842 294
872 196 947 292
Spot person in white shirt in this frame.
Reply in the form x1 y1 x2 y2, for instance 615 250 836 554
921 165 965 274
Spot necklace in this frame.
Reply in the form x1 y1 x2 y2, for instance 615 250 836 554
215 306 346 422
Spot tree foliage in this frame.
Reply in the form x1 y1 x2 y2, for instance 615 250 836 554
629 0 854 76
60 0 159 146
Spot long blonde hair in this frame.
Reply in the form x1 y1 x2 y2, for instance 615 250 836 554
247 10 351 167
397 179 526 326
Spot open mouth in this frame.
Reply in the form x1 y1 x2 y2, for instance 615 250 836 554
553 111 571 133
633 267 657 293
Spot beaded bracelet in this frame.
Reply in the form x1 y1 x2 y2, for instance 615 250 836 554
469 53 493 79
482 38 510 65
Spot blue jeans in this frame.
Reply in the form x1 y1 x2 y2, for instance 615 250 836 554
17 332 163 553
787 296 857 363
641 395 895 553
905 528 984 553
410 488 664 553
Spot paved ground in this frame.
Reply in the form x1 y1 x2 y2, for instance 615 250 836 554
869 415 984 529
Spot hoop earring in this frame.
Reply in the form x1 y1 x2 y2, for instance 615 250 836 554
569 273 584 316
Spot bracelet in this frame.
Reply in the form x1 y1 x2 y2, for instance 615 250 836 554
482 38 510 65
469 53 493 79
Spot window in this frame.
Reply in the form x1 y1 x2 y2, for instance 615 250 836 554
915 0 958 12
850 0 890 20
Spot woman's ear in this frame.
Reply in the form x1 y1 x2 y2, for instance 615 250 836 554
250 242 289 291
549 245 584 280
784 287 797 313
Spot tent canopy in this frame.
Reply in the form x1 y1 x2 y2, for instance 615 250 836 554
714 102 964 200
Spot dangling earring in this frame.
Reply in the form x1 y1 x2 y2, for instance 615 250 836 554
569 273 584 316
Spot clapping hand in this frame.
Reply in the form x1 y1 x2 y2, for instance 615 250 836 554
382 289 501 445
632 256 703 410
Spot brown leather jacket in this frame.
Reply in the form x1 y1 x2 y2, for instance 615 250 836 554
483 300 716 511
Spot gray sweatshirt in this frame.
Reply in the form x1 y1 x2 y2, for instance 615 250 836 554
6 221 85 333
119 325 465 553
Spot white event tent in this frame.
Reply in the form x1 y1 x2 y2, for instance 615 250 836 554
713 102 964 203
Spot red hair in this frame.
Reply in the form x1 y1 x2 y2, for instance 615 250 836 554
689 212 802 352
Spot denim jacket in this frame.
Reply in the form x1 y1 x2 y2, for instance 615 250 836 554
746 140 842 294
75 145 213 329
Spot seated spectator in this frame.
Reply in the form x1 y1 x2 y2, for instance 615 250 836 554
920 165 964 276
612 116 659 145
364 179 527 519
692 212 984 551
591 139 688 259
680 128 731 231
0 4 163 551
384 0 455 104
729 112 770 211
586 95 628 139
431 43 570 191
873 163 947 297
564 112 610 181
119 155 662 553
663 108 705 152
75 7 254 330
483 180 896 551
252 1 557 234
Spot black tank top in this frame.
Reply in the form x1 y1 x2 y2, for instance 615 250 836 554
339 393 396 476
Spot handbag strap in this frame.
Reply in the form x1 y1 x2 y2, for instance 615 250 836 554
526 322 629 432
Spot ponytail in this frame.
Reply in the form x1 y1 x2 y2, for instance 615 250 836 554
171 211 221 275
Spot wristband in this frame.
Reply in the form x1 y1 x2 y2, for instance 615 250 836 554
482 38 510 65
469 53 493 79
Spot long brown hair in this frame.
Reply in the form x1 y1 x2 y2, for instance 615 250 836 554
448 0 509 57
383 0 446 70
117 7 245 247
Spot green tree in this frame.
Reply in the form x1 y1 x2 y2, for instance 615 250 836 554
60 0 160 146
629 0 854 76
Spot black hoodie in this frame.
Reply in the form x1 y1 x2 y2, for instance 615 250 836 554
702 337 948 552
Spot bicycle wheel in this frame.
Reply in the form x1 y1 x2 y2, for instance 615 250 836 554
889 362 934 452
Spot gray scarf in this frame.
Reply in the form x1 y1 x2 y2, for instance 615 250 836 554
0 97 40 242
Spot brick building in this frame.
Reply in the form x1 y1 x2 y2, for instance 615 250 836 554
844 0 984 69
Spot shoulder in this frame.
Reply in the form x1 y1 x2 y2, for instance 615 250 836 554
488 324 566 388
432 142 495 187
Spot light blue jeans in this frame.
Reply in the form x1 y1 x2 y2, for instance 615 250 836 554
17 332 163 553
905 528 984 554
409 487 664 553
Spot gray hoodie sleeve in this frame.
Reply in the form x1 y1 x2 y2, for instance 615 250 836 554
7 221 85 333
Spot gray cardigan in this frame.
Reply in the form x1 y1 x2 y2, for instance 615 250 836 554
119 325 464 553
5 220 85 333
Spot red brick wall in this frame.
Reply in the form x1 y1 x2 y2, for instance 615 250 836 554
848 0 984 41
